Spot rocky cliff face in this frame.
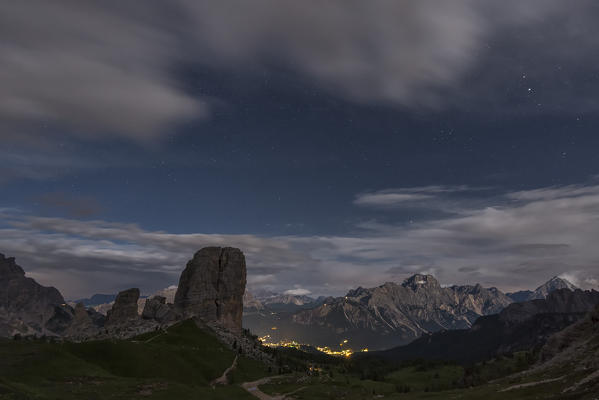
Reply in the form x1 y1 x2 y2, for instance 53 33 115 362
175 247 246 332
289 274 512 349
0 254 67 337
63 303 99 339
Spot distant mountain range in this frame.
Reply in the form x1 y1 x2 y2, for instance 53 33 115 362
375 287 599 363
506 276 578 302
243 290 325 313
243 274 584 351
244 274 512 350
73 293 117 307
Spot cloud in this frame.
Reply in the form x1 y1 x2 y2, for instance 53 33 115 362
2 183 599 298
354 185 474 208
507 185 599 201
283 288 312 296
558 272 581 287
3 1 599 144
0 1 205 141
355 193 434 207
185 0 484 108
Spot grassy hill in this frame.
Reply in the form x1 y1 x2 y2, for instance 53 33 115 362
1 317 597 399
0 320 270 399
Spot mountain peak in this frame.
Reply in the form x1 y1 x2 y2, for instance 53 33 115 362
402 274 440 290
538 275 577 291
507 275 579 302
526 275 579 300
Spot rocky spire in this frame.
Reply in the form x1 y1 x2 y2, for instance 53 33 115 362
174 247 246 332
105 288 141 328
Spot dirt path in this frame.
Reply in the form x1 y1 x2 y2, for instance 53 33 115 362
499 376 564 392
211 355 238 386
241 376 294 400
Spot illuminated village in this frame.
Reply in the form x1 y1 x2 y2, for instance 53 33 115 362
258 332 368 358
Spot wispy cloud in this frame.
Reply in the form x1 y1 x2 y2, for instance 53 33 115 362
354 185 474 208
284 288 312 296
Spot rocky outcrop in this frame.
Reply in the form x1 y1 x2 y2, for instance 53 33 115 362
174 247 246 332
105 288 141 328
100 288 163 339
137 285 177 314
0 253 67 337
141 296 179 323
286 274 513 349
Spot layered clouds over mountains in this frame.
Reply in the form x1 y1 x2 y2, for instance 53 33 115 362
1 183 599 298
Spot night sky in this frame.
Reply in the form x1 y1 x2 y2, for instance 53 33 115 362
2 1 599 298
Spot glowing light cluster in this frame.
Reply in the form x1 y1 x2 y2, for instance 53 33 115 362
315 346 353 357
258 335 369 357
258 335 303 350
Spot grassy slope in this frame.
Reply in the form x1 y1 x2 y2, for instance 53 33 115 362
259 353 598 400
0 320 270 400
